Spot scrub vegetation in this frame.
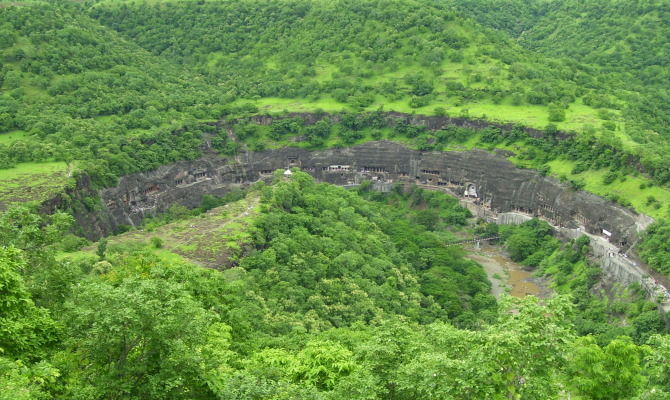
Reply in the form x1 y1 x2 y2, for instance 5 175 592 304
1 0 670 398
4 174 669 399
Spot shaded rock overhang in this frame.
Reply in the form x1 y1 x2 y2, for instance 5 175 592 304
75 141 651 247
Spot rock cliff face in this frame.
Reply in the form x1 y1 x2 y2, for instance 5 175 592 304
463 207 669 311
83 141 651 247
61 140 667 309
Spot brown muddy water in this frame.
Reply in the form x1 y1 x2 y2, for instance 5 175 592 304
465 243 550 299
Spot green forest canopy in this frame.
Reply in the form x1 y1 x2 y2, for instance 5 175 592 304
0 1 634 171
1 0 669 212
1 0 670 197
1 174 669 399
0 1 670 397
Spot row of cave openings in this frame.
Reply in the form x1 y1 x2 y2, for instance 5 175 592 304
112 157 629 248
168 161 480 195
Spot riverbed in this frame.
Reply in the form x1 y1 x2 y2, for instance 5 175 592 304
466 243 551 299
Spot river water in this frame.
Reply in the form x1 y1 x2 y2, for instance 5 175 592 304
465 243 550 299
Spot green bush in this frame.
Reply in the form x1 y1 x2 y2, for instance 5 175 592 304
150 236 163 249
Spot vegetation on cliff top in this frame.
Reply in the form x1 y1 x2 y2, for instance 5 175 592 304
1 1 670 397
0 0 668 209
90 0 613 130
0 0 666 213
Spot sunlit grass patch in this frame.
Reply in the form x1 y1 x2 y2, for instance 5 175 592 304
547 159 670 218
0 130 27 145
0 161 71 208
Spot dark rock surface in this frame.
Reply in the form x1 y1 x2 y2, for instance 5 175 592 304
72 141 651 249
232 111 570 140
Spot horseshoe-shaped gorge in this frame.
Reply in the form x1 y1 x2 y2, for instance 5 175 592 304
56 137 670 312
7 1 670 395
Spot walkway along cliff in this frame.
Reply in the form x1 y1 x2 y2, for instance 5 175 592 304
55 140 669 311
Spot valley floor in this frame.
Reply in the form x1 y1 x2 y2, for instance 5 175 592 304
466 243 551 299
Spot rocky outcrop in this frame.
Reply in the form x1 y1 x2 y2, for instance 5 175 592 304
84 141 651 247
61 139 669 307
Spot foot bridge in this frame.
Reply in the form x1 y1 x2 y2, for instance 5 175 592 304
446 236 500 248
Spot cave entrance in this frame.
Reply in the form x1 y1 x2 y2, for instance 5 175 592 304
464 183 477 198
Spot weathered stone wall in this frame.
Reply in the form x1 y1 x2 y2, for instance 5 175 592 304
63 140 669 307
463 203 669 311
85 141 651 247
561 230 670 312
497 212 533 226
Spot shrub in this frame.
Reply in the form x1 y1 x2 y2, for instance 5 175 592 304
150 236 163 249
603 171 618 185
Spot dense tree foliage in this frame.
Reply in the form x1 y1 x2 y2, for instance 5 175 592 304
91 0 589 109
0 0 669 204
451 0 670 178
0 177 664 398
0 1 670 397
495 219 667 346
1 0 620 182
86 0 670 169
0 3 230 185
639 221 670 275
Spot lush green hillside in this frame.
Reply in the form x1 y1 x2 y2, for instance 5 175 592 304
0 2 669 397
89 0 615 130
0 0 667 193
518 1 670 73
448 0 670 77
522 0 670 145
2 175 669 399
82 0 670 213
0 2 230 188
89 0 670 153
444 0 550 37
0 0 668 211
451 0 670 165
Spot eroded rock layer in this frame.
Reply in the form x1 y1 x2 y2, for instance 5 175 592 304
83 141 650 248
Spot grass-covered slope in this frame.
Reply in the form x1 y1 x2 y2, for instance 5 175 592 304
0 0 660 198
88 192 261 267
518 0 670 73
0 2 229 188
450 0 670 160
520 0 670 145
90 0 613 131
88 0 670 196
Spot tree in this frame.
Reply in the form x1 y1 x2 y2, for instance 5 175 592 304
0 28 17 49
414 209 439 230
0 357 59 400
505 230 538 262
568 336 646 400
645 335 670 390
62 278 216 399
96 238 107 260
0 206 72 256
292 340 357 390
548 103 566 122
0 247 59 359
396 296 576 399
